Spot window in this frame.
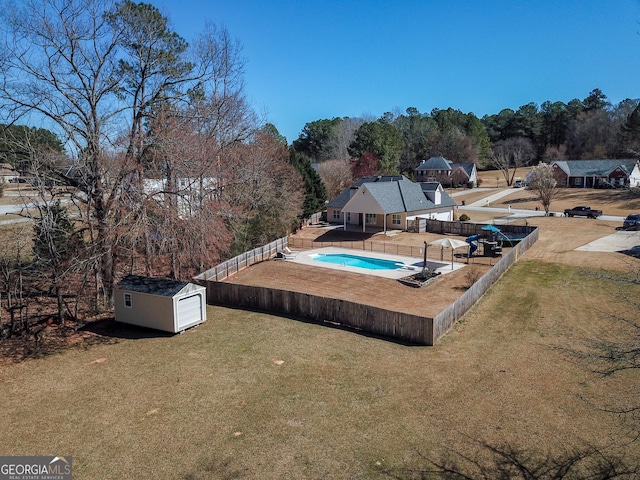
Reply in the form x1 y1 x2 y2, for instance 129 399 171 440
124 293 132 308
573 177 581 186
347 212 351 222
365 213 377 225
332 209 341 220
392 214 402 225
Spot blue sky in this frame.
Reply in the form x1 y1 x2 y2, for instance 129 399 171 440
160 0 640 143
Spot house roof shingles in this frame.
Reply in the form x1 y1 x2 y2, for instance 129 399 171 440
419 183 457 209
364 178 429 213
327 175 406 208
118 275 190 297
415 156 451 171
452 163 475 177
330 176 457 214
554 159 638 176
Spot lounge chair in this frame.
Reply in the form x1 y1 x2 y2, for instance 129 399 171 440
284 246 299 257
275 251 297 260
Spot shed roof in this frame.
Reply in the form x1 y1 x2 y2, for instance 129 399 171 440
117 275 202 297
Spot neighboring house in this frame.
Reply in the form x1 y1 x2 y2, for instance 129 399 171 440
0 163 19 183
450 162 477 186
326 175 456 232
550 159 640 188
143 177 218 218
414 156 477 186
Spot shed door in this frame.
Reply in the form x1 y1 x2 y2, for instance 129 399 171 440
177 293 203 329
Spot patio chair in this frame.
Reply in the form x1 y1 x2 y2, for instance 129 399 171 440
275 251 297 260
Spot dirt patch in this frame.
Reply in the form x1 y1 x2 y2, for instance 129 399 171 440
225 256 491 318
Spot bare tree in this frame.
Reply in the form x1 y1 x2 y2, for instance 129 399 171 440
405 441 637 479
0 0 258 307
0 0 125 306
222 131 303 254
317 159 352 199
569 266 640 438
135 104 235 279
527 163 559 215
329 117 364 160
542 144 567 163
491 137 535 186
0 222 30 338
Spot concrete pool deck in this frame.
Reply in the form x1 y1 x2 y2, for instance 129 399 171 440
282 246 468 279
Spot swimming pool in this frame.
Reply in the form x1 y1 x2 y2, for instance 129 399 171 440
311 253 406 270
287 247 462 279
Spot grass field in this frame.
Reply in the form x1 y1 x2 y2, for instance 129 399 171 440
1 261 639 479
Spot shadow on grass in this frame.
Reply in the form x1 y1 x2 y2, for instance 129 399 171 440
79 318 175 340
1 319 176 364
216 304 427 347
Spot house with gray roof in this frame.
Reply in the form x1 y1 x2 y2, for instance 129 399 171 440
326 175 456 232
550 159 640 188
415 156 477 186
0 162 19 183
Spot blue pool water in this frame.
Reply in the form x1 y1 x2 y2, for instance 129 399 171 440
312 253 405 270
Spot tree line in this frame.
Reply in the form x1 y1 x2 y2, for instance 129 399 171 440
291 89 640 196
0 0 320 329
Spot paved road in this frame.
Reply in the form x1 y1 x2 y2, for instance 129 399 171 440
454 187 625 222
0 199 74 225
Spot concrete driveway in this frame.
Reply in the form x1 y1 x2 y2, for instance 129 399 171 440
575 230 640 252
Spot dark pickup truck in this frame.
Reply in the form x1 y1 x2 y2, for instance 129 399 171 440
564 205 603 218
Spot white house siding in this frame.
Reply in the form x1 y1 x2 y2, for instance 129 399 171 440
630 165 640 188
114 290 176 332
433 210 453 221
343 185 386 214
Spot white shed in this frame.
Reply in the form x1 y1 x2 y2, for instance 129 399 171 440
114 275 206 333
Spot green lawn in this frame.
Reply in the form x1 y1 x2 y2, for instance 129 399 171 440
1 261 638 479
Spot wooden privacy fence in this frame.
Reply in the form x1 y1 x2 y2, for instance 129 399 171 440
202 282 434 345
195 222 538 345
432 226 539 340
194 237 288 282
288 237 428 258
408 218 535 237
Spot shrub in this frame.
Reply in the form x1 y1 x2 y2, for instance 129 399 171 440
459 214 470 221
466 181 475 189
464 267 482 288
